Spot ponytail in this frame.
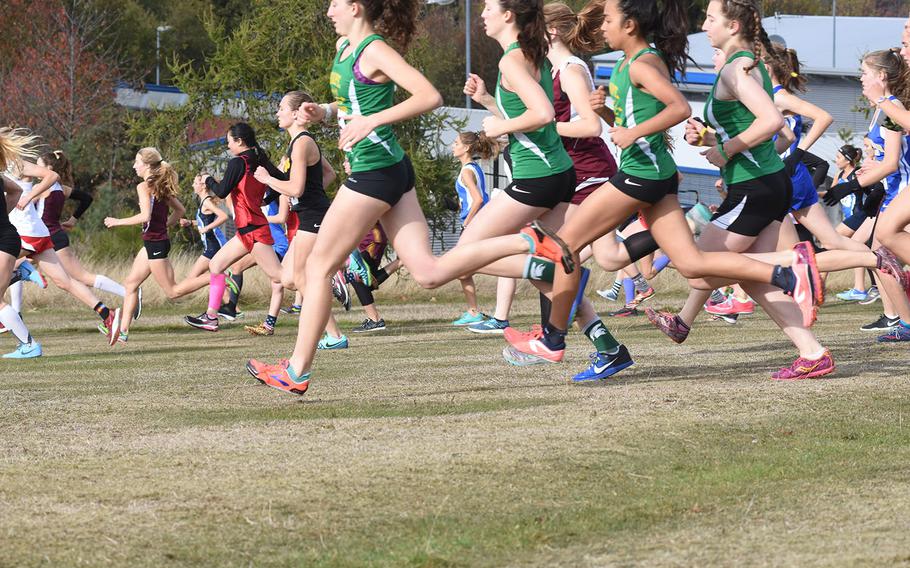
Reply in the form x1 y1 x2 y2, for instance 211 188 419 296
137 147 179 200
617 0 692 78
459 131 500 161
358 0 419 51
863 48 910 107
40 150 75 187
0 128 40 173
544 1 605 56
500 0 549 66
228 122 269 164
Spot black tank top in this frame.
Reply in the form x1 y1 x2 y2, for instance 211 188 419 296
287 132 330 213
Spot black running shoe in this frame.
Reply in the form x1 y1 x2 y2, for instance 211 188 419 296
185 312 219 331
217 304 238 321
352 318 386 333
860 314 900 332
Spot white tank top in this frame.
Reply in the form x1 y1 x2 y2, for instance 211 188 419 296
8 178 51 237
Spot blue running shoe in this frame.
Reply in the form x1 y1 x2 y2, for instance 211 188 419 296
568 267 590 325
346 250 373 288
836 288 867 302
571 346 634 382
317 333 349 350
878 324 910 342
452 311 485 326
18 261 47 289
467 317 509 334
3 340 42 359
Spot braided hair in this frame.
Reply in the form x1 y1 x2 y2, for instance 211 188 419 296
719 0 775 73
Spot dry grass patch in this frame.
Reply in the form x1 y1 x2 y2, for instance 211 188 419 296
0 294 907 566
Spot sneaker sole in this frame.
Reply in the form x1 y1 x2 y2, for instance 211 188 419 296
467 326 506 334
502 346 552 366
108 309 122 347
529 220 576 274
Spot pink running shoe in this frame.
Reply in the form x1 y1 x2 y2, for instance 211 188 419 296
503 324 542 345
705 297 755 316
644 308 690 344
770 350 835 380
789 242 822 327
874 246 909 292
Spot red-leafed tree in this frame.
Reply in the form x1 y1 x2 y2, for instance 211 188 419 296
0 0 128 188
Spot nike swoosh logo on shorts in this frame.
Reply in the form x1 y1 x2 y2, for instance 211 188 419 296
624 179 642 187
313 224 321 228
511 186 531 194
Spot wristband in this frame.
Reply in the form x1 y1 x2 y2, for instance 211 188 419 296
319 103 336 123
698 127 708 142
716 143 729 161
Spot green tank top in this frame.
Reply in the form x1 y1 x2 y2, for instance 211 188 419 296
330 34 405 173
704 51 784 185
609 48 677 180
494 43 573 180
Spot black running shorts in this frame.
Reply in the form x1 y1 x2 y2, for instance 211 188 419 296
345 156 415 207
50 230 70 251
711 169 792 237
504 167 576 208
297 207 327 234
610 171 679 204
143 239 171 260
0 224 21 259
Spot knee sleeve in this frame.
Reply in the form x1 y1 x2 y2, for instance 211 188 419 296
622 231 659 263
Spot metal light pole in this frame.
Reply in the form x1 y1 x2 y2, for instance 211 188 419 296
156 25 173 85
465 0 471 109
832 0 837 69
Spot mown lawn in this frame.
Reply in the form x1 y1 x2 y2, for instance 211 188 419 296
0 295 908 567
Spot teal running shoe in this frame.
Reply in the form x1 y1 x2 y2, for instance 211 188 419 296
18 260 47 289
571 346 633 382
836 288 867 302
452 311 485 326
317 333 349 350
467 317 509 334
346 250 373 288
3 340 42 359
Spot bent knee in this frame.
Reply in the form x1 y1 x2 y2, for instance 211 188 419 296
687 277 713 290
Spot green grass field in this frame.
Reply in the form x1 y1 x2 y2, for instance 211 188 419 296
1 291 909 567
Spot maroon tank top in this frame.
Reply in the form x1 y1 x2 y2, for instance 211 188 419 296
41 187 65 234
552 63 617 186
142 196 169 241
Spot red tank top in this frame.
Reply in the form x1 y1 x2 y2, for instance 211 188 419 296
553 60 617 186
232 154 269 231
142 196 170 241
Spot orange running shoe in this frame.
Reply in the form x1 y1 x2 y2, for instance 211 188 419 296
246 358 288 378
519 221 575 273
255 363 311 395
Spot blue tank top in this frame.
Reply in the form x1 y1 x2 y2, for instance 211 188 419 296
195 196 227 251
454 162 489 223
867 104 910 209
265 200 289 256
